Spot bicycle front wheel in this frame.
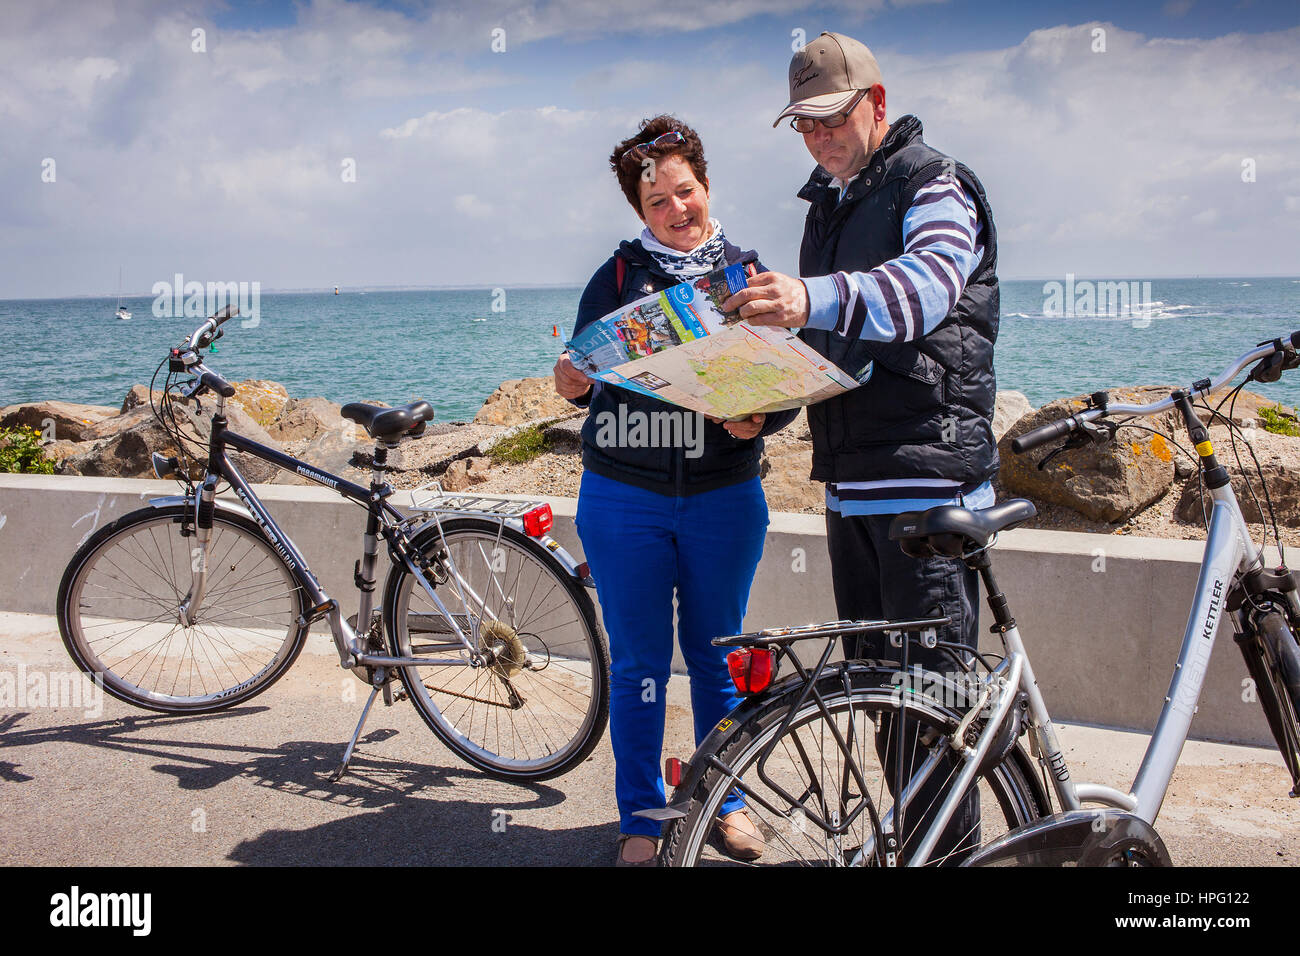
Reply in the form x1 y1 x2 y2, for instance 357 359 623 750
384 518 609 781
57 504 308 712
662 666 1046 866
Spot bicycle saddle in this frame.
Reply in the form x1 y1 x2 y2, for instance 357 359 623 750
341 400 435 443
888 499 1037 558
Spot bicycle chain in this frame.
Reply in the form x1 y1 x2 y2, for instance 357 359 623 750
417 678 525 710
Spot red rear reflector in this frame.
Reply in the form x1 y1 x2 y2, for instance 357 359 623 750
727 647 775 695
523 504 553 537
665 757 686 787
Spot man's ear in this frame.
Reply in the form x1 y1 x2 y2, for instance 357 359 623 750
871 85 887 120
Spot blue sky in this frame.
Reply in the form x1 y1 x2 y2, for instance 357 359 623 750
3 0 1299 298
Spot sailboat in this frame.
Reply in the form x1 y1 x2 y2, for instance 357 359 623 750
114 266 131 320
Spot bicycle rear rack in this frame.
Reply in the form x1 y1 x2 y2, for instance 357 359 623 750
407 480 546 519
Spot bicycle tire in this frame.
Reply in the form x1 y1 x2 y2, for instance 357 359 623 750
662 665 1047 866
57 504 309 713
383 517 609 781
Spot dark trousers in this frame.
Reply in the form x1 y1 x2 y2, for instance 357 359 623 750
826 510 981 864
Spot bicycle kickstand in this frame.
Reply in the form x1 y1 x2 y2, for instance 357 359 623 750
331 684 382 782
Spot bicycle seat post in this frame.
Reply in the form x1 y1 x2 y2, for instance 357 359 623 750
352 440 392 646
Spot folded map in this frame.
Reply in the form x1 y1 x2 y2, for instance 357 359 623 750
566 262 858 419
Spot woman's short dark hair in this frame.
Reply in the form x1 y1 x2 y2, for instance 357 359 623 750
609 115 708 216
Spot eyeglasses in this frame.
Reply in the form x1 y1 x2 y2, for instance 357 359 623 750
620 130 686 166
789 89 870 134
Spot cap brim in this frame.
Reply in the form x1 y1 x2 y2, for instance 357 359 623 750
772 89 859 128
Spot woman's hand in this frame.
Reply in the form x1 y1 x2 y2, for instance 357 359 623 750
553 354 593 400
723 413 765 440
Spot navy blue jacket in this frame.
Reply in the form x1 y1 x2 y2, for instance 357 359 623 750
569 238 798 496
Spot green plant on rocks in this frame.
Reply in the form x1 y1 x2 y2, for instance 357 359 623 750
488 424 551 465
1258 404 1299 437
0 425 55 474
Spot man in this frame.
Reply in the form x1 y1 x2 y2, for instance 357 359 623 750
722 31 1000 863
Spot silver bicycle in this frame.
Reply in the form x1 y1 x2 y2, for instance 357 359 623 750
57 307 610 782
653 331 1300 865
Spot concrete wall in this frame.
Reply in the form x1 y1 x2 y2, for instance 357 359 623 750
0 473 1279 746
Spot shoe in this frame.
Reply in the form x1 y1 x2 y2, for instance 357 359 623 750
712 810 764 861
615 833 659 867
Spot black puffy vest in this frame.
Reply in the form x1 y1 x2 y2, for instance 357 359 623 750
798 114 1000 486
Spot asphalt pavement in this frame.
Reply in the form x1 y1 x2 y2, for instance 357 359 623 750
1 611 1295 867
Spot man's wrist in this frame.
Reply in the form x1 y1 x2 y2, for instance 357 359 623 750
802 276 841 331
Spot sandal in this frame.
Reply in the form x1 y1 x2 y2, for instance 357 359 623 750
615 833 659 867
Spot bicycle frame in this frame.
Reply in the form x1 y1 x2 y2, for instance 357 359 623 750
908 454 1268 864
167 392 501 675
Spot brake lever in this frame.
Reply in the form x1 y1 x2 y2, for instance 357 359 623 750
1250 346 1299 384
1035 419 1116 470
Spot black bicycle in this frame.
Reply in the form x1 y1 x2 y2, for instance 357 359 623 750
57 306 610 782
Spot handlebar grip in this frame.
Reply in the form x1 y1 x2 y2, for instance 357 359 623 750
1010 417 1076 455
199 368 236 398
211 304 239 327
1292 330 1300 349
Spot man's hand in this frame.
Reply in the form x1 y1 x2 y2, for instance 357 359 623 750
723 413 765 440
721 271 810 328
553 353 593 400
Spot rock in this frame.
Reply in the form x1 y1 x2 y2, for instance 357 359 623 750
1173 461 1300 527
267 396 343 442
466 456 491 484
41 439 86 463
60 401 285 482
541 417 584 453
1193 391 1294 428
279 423 373 484
474 377 576 426
993 391 1034 443
442 459 472 492
998 387 1180 523
0 400 120 443
121 385 165 413
229 380 290 427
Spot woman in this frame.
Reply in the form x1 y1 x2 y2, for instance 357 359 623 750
553 115 796 865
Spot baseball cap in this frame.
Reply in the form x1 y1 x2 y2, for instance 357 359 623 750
772 32 883 128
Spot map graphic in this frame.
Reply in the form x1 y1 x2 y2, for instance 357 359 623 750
566 262 857 419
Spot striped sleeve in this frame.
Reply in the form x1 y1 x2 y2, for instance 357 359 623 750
803 175 985 342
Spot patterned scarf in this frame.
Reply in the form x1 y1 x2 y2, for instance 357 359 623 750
639 218 727 277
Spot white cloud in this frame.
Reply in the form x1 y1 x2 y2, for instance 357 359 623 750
1 6 1298 298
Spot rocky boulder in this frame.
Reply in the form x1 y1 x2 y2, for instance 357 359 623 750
59 401 284 482
998 387 1181 523
474 377 576 426
0 400 120 443
267 396 344 442
993 391 1034 442
441 456 492 492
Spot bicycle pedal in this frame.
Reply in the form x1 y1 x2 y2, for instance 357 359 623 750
306 599 338 624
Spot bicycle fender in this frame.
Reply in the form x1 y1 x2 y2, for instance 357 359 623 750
637 670 864 823
403 515 591 586
147 494 254 522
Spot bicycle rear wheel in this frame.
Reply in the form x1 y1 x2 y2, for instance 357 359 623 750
383 518 609 781
662 666 1046 866
57 504 308 712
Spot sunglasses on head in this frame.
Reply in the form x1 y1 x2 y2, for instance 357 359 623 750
789 89 871 134
620 130 686 166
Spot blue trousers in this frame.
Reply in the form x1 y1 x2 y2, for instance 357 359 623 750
575 471 768 837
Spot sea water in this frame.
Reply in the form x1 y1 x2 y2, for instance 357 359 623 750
1 278 1297 422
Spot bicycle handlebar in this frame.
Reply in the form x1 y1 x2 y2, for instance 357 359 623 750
188 305 240 350
1010 334 1298 455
